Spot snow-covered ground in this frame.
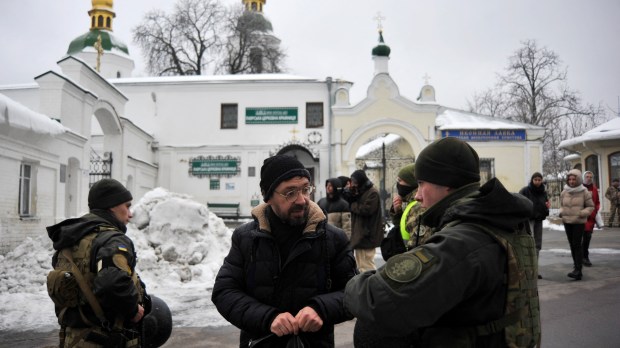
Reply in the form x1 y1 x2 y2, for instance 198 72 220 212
0 187 241 332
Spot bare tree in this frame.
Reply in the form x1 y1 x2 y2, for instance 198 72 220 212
219 5 286 74
133 0 285 76
133 0 224 76
469 40 605 175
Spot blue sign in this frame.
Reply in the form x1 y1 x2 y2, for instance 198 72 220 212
441 129 526 141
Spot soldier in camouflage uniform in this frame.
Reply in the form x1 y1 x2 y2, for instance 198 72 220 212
345 137 540 347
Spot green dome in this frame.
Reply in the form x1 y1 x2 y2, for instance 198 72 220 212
371 31 391 57
67 29 129 55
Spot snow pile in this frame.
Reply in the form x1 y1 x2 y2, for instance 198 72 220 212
0 187 234 332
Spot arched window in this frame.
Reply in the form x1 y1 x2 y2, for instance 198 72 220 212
252 2 257 11
91 16 95 28
585 155 599 186
98 15 103 27
609 151 620 184
117 71 121 78
106 17 111 29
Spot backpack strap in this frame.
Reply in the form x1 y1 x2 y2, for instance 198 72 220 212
61 248 110 329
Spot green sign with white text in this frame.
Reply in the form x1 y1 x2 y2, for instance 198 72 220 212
191 159 238 175
245 107 298 124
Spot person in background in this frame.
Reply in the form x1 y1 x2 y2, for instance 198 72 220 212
519 172 550 279
344 137 540 347
317 178 352 239
559 169 594 280
211 155 357 347
582 171 600 267
605 178 620 227
345 170 384 272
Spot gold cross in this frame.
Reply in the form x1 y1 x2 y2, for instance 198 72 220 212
373 12 386 31
290 127 300 141
94 34 104 72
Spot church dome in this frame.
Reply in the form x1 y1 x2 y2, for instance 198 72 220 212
67 29 129 56
371 31 391 57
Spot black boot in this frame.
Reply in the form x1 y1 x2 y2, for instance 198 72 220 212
567 267 582 280
583 258 592 267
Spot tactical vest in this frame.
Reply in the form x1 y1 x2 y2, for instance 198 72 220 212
47 226 143 328
440 221 542 348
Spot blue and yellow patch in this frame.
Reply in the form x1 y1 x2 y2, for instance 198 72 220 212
118 245 128 252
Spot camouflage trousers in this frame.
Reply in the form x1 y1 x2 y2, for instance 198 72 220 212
63 327 139 348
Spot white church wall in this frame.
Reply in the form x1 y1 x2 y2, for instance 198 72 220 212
114 78 329 148
0 132 67 253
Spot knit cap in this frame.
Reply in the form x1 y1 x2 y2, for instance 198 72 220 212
88 178 133 210
260 155 311 202
397 164 418 189
414 137 480 188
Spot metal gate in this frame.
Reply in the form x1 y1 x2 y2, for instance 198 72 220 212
89 149 112 187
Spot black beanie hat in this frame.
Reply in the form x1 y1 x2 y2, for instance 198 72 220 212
414 137 480 188
88 178 133 210
260 155 311 202
351 170 369 186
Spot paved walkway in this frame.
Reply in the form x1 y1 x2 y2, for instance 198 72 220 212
2 225 619 348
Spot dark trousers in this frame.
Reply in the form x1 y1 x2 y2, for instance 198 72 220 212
583 230 593 260
610 205 620 226
564 223 585 270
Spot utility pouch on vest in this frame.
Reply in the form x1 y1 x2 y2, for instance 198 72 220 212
47 269 80 308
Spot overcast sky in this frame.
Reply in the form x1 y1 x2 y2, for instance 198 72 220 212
1 0 618 115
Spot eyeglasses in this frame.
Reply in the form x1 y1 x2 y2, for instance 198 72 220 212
275 186 314 202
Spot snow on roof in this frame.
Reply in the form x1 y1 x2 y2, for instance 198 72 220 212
110 73 320 85
356 133 401 158
559 117 620 149
0 93 65 136
436 108 543 130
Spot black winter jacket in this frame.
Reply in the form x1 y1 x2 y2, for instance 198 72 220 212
519 182 549 221
211 201 357 348
345 178 536 347
47 211 142 328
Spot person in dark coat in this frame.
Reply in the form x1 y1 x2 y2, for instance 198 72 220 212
317 178 352 239
344 137 541 347
211 155 357 348
47 179 146 347
519 172 550 279
346 170 384 272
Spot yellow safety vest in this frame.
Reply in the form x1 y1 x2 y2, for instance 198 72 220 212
400 200 417 241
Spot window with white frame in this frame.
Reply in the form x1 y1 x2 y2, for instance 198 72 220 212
19 163 33 216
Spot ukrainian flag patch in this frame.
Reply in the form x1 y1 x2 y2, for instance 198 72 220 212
118 245 128 252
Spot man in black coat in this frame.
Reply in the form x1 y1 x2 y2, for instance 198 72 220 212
212 155 357 348
346 170 384 272
519 172 550 278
